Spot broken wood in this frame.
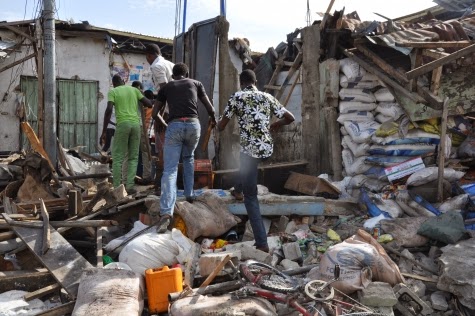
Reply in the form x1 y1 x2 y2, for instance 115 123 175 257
406 42 475 80
342 48 426 105
430 66 443 95
68 190 79 217
319 0 337 30
24 283 61 301
438 97 450 203
0 270 55 293
401 272 438 283
199 254 232 288
2 199 93 298
169 280 243 302
0 52 36 74
396 41 472 48
40 199 51 255
4 25 36 42
0 231 16 241
416 83 444 110
355 44 409 84
422 49 450 59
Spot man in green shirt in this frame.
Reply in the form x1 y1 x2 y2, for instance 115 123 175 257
101 74 153 192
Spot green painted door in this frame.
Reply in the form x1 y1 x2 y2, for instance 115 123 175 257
21 76 99 154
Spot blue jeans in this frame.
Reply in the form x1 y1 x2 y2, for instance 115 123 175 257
160 120 200 216
236 152 267 248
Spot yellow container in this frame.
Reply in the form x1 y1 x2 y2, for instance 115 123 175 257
145 266 183 313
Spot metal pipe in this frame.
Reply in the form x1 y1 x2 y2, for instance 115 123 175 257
43 0 57 168
220 0 226 17
182 0 187 34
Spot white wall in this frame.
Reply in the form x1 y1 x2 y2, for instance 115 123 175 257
0 30 153 153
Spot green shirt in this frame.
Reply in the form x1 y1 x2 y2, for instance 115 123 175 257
107 85 143 124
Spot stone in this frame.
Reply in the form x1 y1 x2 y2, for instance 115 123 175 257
271 254 281 267
369 306 395 316
285 220 298 234
358 282 397 307
431 291 449 311
277 216 289 232
406 279 426 297
393 283 434 316
198 251 241 277
280 259 300 270
429 246 440 259
237 244 272 264
242 218 272 242
282 242 302 261
225 236 282 254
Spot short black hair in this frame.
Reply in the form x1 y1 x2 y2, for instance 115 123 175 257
240 69 256 86
131 81 143 89
144 90 154 99
144 44 161 56
173 63 189 77
112 74 123 86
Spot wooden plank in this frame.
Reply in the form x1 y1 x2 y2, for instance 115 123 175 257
355 44 409 84
342 48 427 104
282 68 301 107
0 231 16 241
24 284 61 301
0 219 119 229
406 43 475 80
438 97 450 203
39 199 50 255
34 301 76 316
422 49 450 59
68 190 79 218
263 85 282 91
275 52 302 101
2 210 93 298
320 0 337 30
431 66 443 95
410 48 423 91
199 255 232 288
96 227 103 267
416 83 444 110
4 25 35 42
0 52 36 74
265 47 288 94
0 270 55 293
396 41 472 48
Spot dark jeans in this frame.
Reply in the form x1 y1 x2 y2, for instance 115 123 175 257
236 152 267 248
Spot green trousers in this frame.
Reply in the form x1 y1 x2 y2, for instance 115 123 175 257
112 121 141 189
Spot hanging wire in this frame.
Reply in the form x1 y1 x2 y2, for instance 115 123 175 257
306 0 312 26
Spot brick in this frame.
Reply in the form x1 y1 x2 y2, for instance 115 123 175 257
280 259 300 270
198 251 241 277
282 242 302 261
358 282 397 307
393 283 434 316
430 292 448 311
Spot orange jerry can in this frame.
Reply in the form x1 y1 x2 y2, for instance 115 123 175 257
145 266 183 313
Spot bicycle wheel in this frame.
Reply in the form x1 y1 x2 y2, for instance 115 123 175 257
239 260 299 293
341 313 388 316
304 280 334 301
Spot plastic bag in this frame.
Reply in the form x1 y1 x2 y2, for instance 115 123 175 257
438 194 469 213
346 156 372 176
372 129 440 146
375 113 393 123
339 73 380 88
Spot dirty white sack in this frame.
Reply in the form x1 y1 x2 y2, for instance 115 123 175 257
406 167 465 187
337 111 374 124
344 120 381 144
374 88 395 102
375 113 394 124
339 88 376 103
339 58 366 81
375 102 405 119
104 220 149 252
438 194 469 213
342 136 370 157
339 101 377 114
72 268 144 316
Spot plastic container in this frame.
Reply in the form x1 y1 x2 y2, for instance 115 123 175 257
145 266 183 313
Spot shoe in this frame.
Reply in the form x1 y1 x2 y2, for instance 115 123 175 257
135 177 153 185
156 215 171 233
230 189 244 201
127 188 137 195
186 196 196 203
255 245 270 253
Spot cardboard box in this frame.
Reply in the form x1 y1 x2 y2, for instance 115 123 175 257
284 172 341 197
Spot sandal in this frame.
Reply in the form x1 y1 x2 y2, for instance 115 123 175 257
230 189 244 201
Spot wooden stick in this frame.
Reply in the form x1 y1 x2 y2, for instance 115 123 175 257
438 97 450 203
199 255 232 288
40 199 50 255
24 284 61 301
0 52 36 74
320 0 337 30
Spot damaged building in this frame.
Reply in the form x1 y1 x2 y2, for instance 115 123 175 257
2 1 475 316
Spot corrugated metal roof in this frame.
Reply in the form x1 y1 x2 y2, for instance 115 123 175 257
433 0 474 12
0 40 15 51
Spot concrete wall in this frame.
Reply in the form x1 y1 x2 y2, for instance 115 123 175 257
0 29 151 153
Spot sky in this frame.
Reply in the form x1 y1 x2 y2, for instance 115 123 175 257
0 0 437 53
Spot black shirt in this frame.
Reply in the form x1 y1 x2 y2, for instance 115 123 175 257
157 78 206 122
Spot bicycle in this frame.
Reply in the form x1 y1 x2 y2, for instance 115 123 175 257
236 260 388 316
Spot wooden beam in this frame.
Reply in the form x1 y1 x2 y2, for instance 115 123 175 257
24 284 61 301
0 19 36 27
320 0 337 30
438 97 449 203
422 49 450 59
416 83 444 110
406 43 475 80
0 52 36 74
4 25 35 42
396 41 472 48
431 66 443 95
410 48 423 91
355 44 409 84
341 48 426 104
0 270 55 293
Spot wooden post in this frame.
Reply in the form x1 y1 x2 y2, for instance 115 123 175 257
438 97 450 203
35 19 44 144
67 190 78 218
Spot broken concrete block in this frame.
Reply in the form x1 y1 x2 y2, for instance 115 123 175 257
225 236 282 254
406 279 426 297
278 216 289 232
393 283 434 316
229 244 271 264
358 282 397 307
282 242 302 261
369 306 395 316
242 218 272 242
198 251 241 277
430 292 449 311
285 220 298 234
280 259 300 270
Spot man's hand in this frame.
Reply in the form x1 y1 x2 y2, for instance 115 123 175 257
100 131 106 146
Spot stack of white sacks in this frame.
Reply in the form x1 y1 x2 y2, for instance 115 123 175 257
337 58 445 197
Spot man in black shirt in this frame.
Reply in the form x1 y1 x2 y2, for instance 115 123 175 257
152 63 216 233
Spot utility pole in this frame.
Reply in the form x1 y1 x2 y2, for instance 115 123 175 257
43 0 57 167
